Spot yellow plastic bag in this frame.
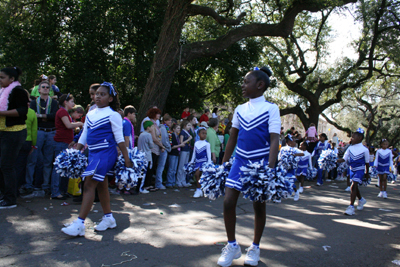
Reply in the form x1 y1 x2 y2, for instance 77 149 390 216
67 177 82 196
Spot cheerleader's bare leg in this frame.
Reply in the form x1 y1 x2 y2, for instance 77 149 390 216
97 176 111 214
253 201 266 245
223 188 240 241
79 176 99 219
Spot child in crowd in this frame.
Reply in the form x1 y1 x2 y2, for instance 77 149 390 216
137 121 154 194
62 82 132 236
374 139 393 198
176 120 193 188
189 128 211 198
219 67 280 267
296 141 312 194
166 123 184 188
313 133 331 186
338 129 369 216
123 105 136 150
51 94 83 200
278 134 304 202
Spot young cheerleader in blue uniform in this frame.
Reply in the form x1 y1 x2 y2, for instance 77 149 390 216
188 127 211 198
62 82 132 236
296 141 312 194
218 67 280 267
278 134 304 202
313 133 331 186
338 129 369 216
374 139 393 199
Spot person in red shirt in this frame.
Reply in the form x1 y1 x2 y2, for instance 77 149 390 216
199 109 210 123
51 94 83 199
181 107 190 119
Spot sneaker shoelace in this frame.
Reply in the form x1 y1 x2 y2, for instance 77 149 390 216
221 245 234 257
245 247 258 260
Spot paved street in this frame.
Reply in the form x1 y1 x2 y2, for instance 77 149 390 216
1 179 400 267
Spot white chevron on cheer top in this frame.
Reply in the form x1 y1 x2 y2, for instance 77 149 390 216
237 110 270 131
87 116 109 129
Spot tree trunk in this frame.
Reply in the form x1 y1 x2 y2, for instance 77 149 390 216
136 0 191 131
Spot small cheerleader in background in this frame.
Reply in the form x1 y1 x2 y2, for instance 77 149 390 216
338 128 369 216
374 139 393 199
296 141 312 194
369 146 375 168
278 134 304 202
61 82 132 236
313 133 331 186
188 127 211 198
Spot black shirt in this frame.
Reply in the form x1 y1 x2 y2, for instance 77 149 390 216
30 97 59 129
5 86 29 127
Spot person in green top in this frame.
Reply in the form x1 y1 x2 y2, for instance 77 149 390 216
206 118 221 164
17 103 38 193
30 75 56 98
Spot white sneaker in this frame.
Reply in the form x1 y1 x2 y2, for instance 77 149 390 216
244 245 260 266
383 192 388 199
273 198 281 203
298 187 304 194
316 182 321 186
377 192 383 198
61 219 85 236
293 191 300 201
344 205 355 216
326 179 332 182
94 216 117 231
357 198 367 210
217 243 241 267
183 183 192 188
156 185 167 190
140 189 150 194
345 186 351 192
193 189 203 198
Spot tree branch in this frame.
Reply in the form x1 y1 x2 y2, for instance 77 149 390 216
187 4 246 26
182 0 357 64
321 113 352 137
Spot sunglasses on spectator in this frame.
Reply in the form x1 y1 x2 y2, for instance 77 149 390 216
41 86 50 89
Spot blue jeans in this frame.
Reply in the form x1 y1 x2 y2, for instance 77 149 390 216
50 141 68 197
25 130 55 189
166 155 179 187
155 150 168 188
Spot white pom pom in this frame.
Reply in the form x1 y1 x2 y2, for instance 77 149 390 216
239 160 294 203
200 158 233 200
114 148 148 187
318 150 337 172
337 162 348 175
53 148 88 178
306 167 318 180
278 149 300 170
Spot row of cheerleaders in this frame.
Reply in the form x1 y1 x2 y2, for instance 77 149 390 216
54 136 396 204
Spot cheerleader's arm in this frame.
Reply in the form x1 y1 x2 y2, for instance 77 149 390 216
374 151 378 167
110 112 125 144
76 119 89 150
189 143 196 164
206 142 212 164
308 154 312 167
390 151 394 171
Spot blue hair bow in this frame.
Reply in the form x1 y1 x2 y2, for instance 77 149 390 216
254 67 260 71
101 82 117 96
286 134 293 141
356 128 364 134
